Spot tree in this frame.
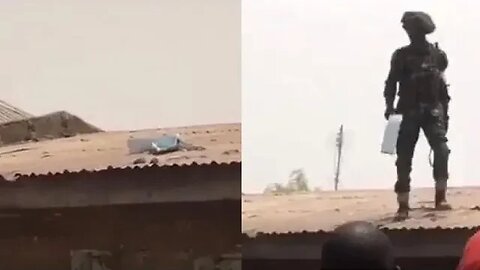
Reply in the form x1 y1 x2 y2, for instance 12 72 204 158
263 168 310 194
287 169 310 192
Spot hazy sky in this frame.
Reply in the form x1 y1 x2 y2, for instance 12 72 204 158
243 0 478 193
1 0 240 131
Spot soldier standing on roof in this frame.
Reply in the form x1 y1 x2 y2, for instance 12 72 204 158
384 11 451 220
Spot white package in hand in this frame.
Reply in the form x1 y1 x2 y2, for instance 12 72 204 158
381 114 403 155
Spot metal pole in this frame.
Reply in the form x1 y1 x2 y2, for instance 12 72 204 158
334 125 343 191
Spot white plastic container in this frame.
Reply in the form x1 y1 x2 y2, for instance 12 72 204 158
381 114 403 155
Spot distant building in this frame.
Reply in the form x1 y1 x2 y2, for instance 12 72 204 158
0 105 102 146
0 100 33 125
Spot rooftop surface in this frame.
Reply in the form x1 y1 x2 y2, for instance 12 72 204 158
242 187 480 236
0 123 240 180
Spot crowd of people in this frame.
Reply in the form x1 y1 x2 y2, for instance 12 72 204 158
320 221 480 270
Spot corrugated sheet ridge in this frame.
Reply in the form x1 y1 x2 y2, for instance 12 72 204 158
2 160 241 181
0 100 33 124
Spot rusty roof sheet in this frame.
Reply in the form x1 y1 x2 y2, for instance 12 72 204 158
242 188 480 236
0 123 240 180
0 100 33 125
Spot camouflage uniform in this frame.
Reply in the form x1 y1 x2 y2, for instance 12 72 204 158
384 11 451 219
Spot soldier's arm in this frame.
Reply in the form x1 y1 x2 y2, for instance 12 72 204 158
437 46 450 100
384 49 402 110
434 43 448 72
437 47 450 129
438 49 448 72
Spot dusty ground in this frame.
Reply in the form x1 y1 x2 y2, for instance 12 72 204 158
242 187 480 236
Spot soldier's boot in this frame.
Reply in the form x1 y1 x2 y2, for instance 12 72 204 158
394 192 410 221
435 181 452 210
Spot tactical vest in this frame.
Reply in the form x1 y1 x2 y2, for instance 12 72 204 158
397 43 450 111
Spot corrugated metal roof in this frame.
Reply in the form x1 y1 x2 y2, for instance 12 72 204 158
0 123 241 180
242 188 480 236
0 100 33 124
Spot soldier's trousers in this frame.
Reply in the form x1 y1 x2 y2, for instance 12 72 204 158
394 103 450 193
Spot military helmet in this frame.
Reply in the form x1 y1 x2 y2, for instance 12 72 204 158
401 11 436 34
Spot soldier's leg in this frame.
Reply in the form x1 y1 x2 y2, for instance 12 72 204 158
394 113 420 218
422 105 451 209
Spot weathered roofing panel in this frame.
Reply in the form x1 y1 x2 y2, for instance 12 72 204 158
242 188 480 236
0 123 241 180
0 100 32 125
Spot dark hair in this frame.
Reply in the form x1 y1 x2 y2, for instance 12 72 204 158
320 221 395 270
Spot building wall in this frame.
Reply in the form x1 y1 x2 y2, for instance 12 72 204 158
0 162 241 209
242 229 477 270
243 257 460 270
0 201 240 270
0 160 241 269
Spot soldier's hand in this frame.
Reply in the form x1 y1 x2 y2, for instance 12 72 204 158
384 108 394 120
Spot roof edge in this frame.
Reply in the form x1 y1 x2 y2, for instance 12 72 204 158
1 161 241 181
123 122 241 133
243 226 480 239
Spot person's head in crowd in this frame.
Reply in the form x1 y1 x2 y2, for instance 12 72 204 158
457 230 480 270
320 221 399 270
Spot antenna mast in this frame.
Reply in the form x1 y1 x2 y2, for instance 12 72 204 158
334 124 344 191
